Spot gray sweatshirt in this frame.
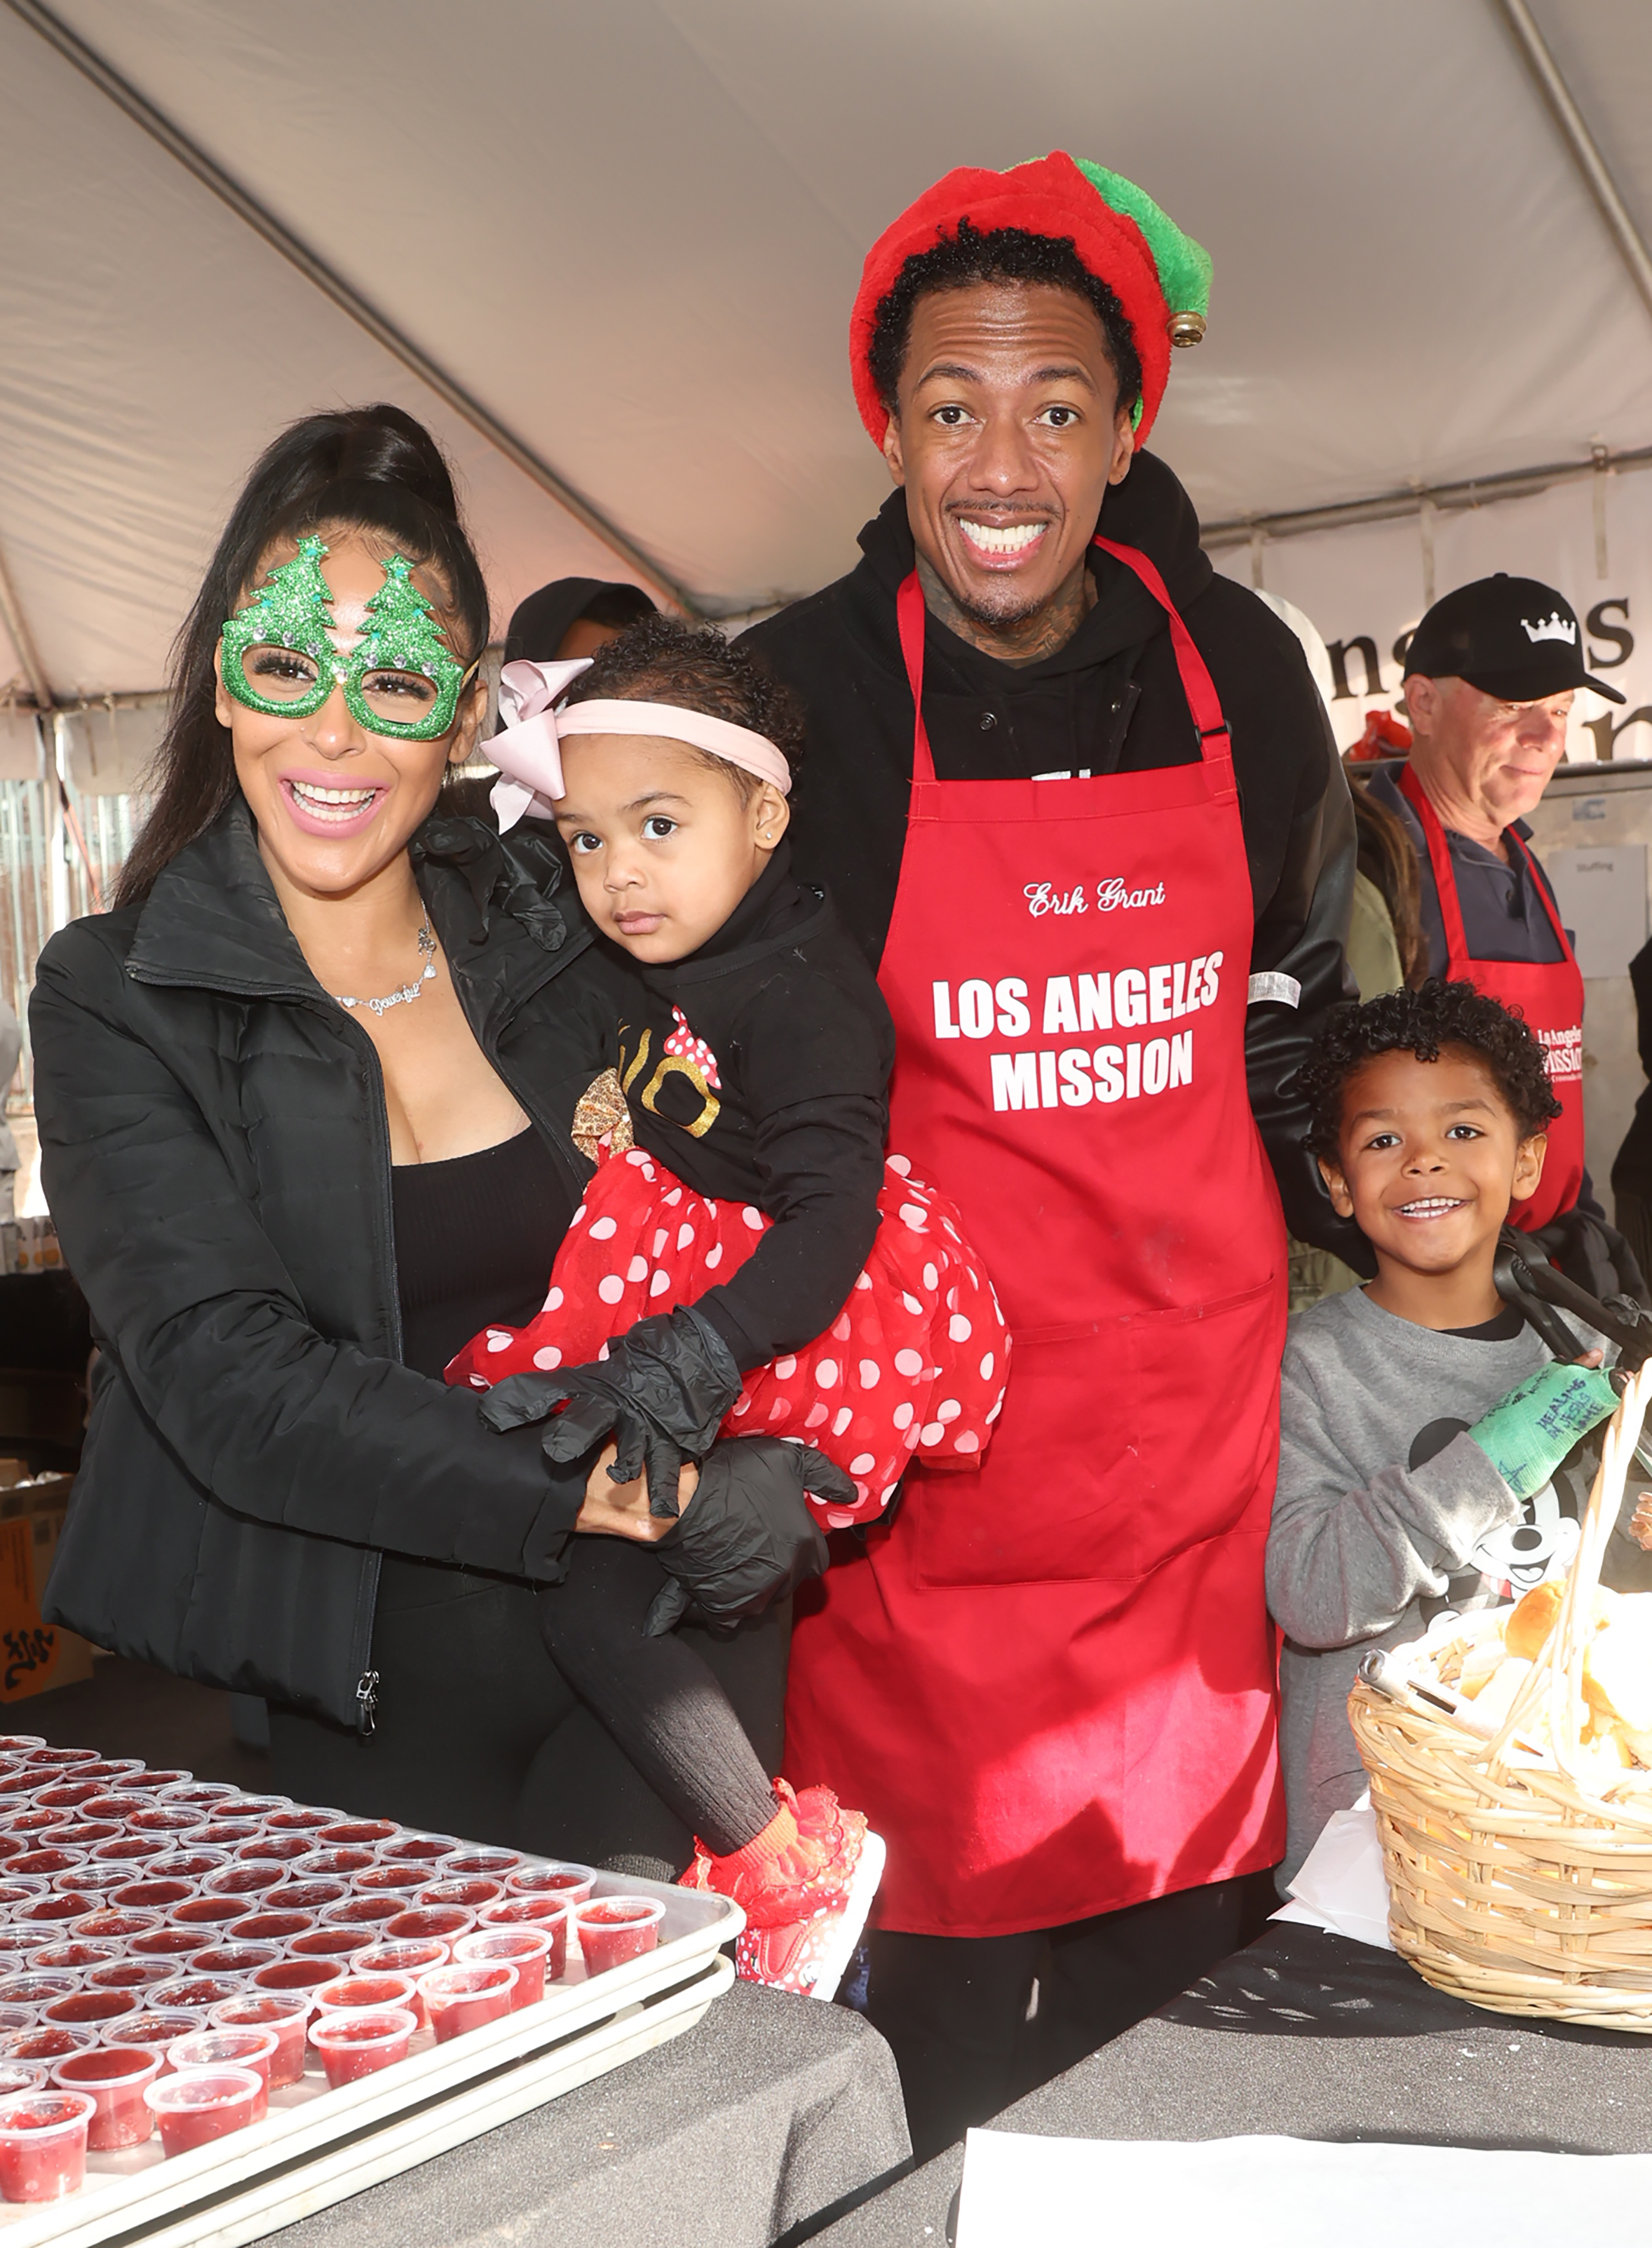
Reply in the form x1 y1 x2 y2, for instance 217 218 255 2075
1268 1286 1552 1887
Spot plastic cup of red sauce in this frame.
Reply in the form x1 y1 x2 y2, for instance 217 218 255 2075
73 1906 165 1946
320 1897 401 1931
222 1797 290 1820
92 1835 164 1863
41 1989 140 2031
228 1910 315 1945
2 1809 71 1837
112 1768 192 1793
208 1996 309 2089
0 2009 37 2036
202 1866 287 1898
52 2045 162 2151
9 1851 81 1881
32 1783 101 1812
347 1941 446 2028
309 2008 415 2088
418 1878 502 1911
127 1807 205 1836
149 1976 242 2014
573 1898 664 1974
170 1896 246 1932
194 1822 260 1848
235 1835 313 1865
287 1929 360 1961
314 1820 396 1848
383 1906 473 1946
17 1895 93 1926
25 1750 99 1771
187 1941 280 1978
0 1738 45 1757
29 1940 117 1973
0 1839 31 1867
476 1893 571 1942
313 1974 416 2019
74 1762 142 1783
129 1928 203 1960
149 1850 230 1882
157 1782 237 1807
0 2028 97 2064
350 1866 426 1896
292 1848 373 1879
377 1835 458 1868
444 1848 521 1879
166 2030 277 2118
0 1938 39 1967
251 1960 345 2003
101 2011 208 2065
0 2066 44 2098
0 1971 79 2010
0 2089 96 2198
268 1880 345 1913
416 1963 516 2042
454 1928 554 2008
144 2066 262 2156
109 1879 195 1913
508 1862 596 1907
87 1960 176 1994
260 1807 342 1835
51 1822 121 1848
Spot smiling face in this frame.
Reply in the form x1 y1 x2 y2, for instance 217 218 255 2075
882 281 1135 631
1405 674 1574 839
553 733 788 964
214 530 483 902
1319 1046 1546 1316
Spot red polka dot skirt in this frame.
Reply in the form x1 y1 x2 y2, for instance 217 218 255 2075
446 1147 1011 1527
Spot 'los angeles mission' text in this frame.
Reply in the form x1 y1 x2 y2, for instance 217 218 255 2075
931 955 1224 1113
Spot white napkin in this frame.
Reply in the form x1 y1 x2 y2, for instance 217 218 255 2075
1271 1792 1393 1950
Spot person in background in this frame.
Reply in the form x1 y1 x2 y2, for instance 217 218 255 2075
0 995 21 1223
1611 935 1652 1287
1365 575 1644 1304
504 578 657 666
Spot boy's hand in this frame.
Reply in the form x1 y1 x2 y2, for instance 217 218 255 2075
1630 1494 1652 1553
1467 1361 1618 1503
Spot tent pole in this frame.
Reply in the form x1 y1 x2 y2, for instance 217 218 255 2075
0 541 52 713
1 0 699 618
1492 0 1652 325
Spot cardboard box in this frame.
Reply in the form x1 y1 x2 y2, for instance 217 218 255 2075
0 1474 96 1700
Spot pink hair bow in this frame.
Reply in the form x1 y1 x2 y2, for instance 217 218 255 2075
488 658 593 831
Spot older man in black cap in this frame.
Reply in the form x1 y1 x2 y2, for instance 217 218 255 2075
1367 573 1640 1295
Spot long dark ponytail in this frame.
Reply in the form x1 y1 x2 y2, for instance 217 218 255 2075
116 405 491 907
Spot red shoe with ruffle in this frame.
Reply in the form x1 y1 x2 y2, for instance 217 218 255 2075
679 1779 884 2002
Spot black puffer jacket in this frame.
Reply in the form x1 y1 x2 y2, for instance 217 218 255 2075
31 804 626 1730
743 453 1365 1264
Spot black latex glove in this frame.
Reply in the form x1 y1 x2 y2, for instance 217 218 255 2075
644 1436 845 1637
479 1305 743 1520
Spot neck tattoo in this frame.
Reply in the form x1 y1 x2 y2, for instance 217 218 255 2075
333 917 438 1018
915 550 1095 669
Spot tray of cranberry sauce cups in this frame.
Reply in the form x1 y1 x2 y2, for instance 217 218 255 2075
0 1751 740 2247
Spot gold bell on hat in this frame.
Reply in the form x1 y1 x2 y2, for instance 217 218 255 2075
1169 310 1206 347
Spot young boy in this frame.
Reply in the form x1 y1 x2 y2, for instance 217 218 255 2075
1269 980 1620 1886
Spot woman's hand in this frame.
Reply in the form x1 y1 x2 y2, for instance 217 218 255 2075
576 1446 698 1541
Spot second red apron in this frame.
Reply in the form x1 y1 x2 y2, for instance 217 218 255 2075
1398 764 1585 1231
785 539 1288 1937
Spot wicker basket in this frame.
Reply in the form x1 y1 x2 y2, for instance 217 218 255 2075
1347 1356 1652 2028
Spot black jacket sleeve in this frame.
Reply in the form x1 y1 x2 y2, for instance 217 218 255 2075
31 932 586 1580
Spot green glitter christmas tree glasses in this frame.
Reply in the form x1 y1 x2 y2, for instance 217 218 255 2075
220 536 478 741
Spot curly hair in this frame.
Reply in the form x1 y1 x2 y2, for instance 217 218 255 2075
561 614 805 802
1299 979 1562 1163
867 219 1144 422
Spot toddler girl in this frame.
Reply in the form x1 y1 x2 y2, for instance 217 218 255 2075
450 617 1008 1993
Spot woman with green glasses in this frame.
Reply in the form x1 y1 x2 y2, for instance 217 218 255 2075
28 404 838 1860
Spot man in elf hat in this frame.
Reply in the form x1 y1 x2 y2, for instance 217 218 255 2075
1365 576 1643 1301
744 153 1360 2151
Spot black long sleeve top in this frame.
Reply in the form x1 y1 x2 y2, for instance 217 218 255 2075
612 843 896 1370
740 450 1365 1266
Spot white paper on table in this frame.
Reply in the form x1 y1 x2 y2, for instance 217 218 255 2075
1269 1792 1393 1951
955 2131 1652 2247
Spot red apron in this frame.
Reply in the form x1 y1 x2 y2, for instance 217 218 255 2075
1397 765 1585 1231
784 540 1287 1937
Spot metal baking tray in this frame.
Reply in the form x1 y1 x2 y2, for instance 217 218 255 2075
0 1870 742 2248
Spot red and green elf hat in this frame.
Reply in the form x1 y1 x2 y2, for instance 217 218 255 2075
850 151 1212 450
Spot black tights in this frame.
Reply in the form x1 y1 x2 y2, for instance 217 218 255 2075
533 1537 779 1855
270 1545 786 1876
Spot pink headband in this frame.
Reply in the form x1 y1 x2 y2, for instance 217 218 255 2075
489 658 792 831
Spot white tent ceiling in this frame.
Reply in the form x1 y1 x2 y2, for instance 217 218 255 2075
1 0 1649 709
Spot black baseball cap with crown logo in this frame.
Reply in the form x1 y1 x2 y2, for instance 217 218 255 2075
1402 573 1625 704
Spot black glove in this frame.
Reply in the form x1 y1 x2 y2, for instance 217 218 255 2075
479 1305 743 1520
1528 1208 1651 1312
644 1437 847 1637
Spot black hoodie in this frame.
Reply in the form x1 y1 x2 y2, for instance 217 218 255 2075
741 450 1364 1262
